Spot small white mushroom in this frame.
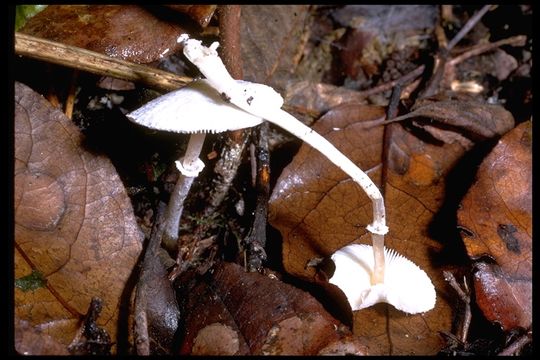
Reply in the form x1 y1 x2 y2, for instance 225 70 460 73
127 79 266 246
179 35 391 285
127 35 436 313
329 244 436 314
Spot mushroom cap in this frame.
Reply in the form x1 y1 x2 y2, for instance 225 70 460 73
126 79 264 134
329 244 436 314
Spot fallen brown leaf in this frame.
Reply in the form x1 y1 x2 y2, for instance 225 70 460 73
241 5 310 84
457 120 532 331
19 5 185 64
178 261 368 355
14 82 143 353
269 101 516 354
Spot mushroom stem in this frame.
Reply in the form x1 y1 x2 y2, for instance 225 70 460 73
181 36 389 265
181 37 388 237
162 132 207 249
262 108 388 237
371 233 385 284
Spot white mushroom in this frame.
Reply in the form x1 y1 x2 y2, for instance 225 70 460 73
329 244 436 314
127 79 265 246
127 35 436 314
179 36 390 283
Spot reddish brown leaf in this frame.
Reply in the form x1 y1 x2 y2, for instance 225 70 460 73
19 5 185 64
165 5 217 28
457 121 532 331
14 82 143 353
268 101 515 354
179 262 368 355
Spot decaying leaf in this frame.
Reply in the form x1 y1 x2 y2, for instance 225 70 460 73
269 101 516 354
19 5 185 64
178 261 368 355
457 121 532 331
134 205 180 355
394 99 515 144
14 82 143 353
241 5 310 84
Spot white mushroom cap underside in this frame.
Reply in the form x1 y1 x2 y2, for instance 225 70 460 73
329 244 436 314
126 79 264 133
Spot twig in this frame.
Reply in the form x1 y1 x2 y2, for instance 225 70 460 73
497 330 532 356
243 122 271 272
357 65 425 98
443 270 471 343
381 84 402 198
204 5 248 213
449 35 527 66
420 5 494 98
15 32 191 92
64 70 79 120
446 5 494 51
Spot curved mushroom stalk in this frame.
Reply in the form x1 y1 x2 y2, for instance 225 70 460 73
180 35 390 283
329 244 436 314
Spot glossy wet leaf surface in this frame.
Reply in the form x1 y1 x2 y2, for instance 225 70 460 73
19 5 185 64
457 121 532 331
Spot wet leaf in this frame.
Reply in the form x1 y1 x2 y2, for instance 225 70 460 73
269 101 515 354
165 5 217 28
457 121 532 331
14 82 143 353
179 261 368 355
19 5 185 64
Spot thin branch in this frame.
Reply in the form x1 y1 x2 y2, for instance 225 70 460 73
15 32 191 92
497 330 532 356
449 35 527 66
357 65 425 98
446 5 494 51
443 271 471 343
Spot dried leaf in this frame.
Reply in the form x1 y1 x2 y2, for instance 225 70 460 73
241 5 310 84
179 262 368 355
269 102 507 354
402 100 515 143
19 5 185 64
457 121 532 331
14 82 143 353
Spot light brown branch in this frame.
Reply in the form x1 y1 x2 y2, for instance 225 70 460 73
15 32 191 92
